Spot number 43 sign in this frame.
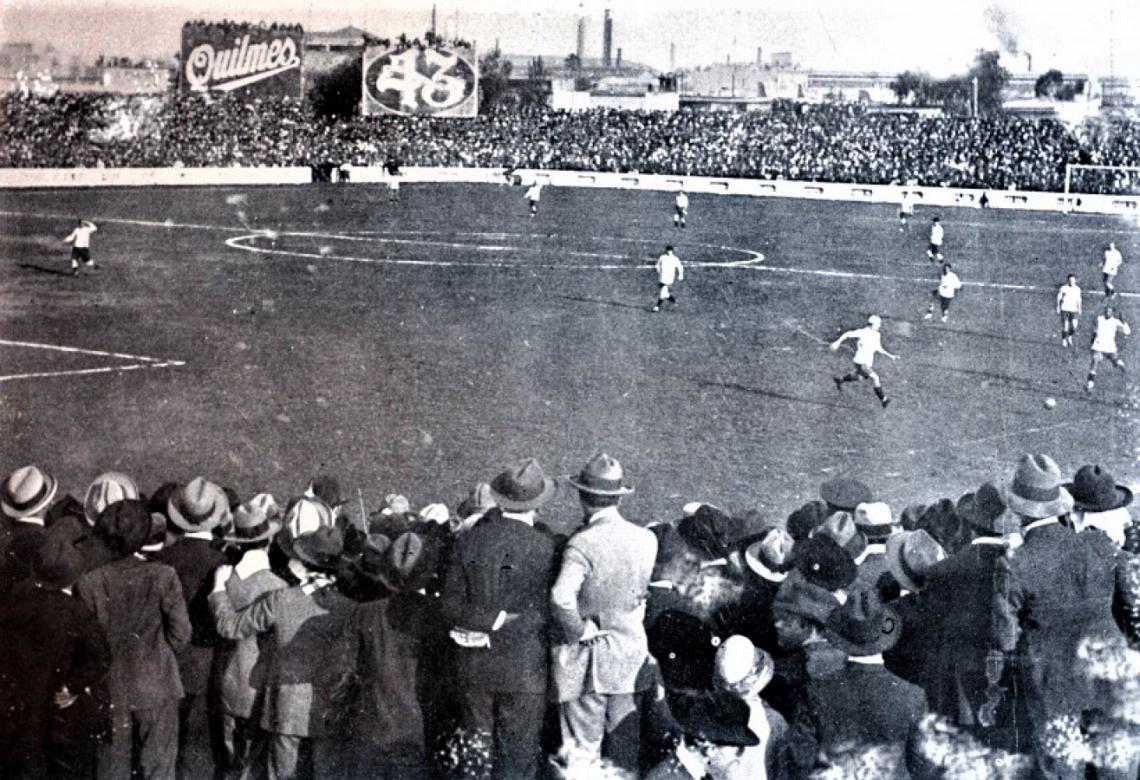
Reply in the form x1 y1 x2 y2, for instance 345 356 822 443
363 44 479 117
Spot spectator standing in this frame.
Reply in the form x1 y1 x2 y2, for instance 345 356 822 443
551 453 657 771
76 500 192 780
440 458 559 779
0 464 55 598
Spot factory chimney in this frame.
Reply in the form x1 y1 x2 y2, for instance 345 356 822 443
757 46 763 65
616 47 622 69
431 4 437 35
576 5 585 62
603 9 613 69
670 41 675 71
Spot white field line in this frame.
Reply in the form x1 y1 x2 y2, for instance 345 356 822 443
0 338 172 363
0 361 185 383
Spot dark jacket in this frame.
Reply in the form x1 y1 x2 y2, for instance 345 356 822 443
0 519 44 598
919 539 1019 727
75 554 191 711
1007 520 1125 727
157 537 227 695
439 509 557 694
0 581 113 770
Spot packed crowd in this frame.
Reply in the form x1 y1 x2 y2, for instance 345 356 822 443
3 94 1140 192
2 450 1140 779
183 20 303 33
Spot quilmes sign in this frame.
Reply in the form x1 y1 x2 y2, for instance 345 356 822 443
181 23 303 96
362 42 478 117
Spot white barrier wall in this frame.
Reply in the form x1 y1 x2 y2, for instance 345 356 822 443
2 164 1138 217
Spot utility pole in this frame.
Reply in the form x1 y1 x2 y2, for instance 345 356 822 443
972 76 979 117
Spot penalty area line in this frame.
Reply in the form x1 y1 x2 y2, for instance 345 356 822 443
0 361 185 384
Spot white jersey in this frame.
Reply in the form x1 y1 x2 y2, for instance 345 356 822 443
525 184 542 202
1057 283 1082 313
65 223 96 248
1104 247 1123 276
675 193 689 210
656 252 684 285
899 193 914 214
937 271 962 299
1092 315 1130 354
929 224 944 246
850 327 883 367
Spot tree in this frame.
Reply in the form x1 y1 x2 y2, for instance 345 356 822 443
967 49 1009 115
308 56 362 118
519 56 549 107
890 70 931 104
1035 69 1064 98
565 53 581 72
478 47 513 113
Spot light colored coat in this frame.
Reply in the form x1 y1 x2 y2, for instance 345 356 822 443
551 507 658 700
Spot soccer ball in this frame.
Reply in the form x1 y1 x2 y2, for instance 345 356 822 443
1044 398 1057 410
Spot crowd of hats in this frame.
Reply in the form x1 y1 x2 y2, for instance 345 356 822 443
4 95 1140 195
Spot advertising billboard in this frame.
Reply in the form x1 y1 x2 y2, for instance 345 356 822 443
180 23 303 97
362 42 478 117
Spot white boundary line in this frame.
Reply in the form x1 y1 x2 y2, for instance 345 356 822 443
0 339 185 383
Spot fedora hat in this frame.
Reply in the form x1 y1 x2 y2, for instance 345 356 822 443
31 535 87 590
885 530 946 593
168 477 231 533
787 500 829 541
820 477 872 511
678 504 741 560
1005 454 1074 520
794 534 857 591
374 531 442 593
284 496 334 537
352 533 394 582
281 526 343 573
669 690 760 747
915 498 963 552
95 499 152 559
811 511 867 559
456 482 495 522
956 483 1020 534
825 589 902 657
1 464 58 520
714 635 774 697
225 493 282 544
489 458 557 511
305 474 344 508
744 527 796 583
648 609 723 690
84 471 140 526
772 577 839 626
853 502 896 542
567 453 634 496
1067 465 1133 514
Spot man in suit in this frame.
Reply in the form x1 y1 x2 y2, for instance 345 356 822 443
440 458 559 779
157 477 232 780
76 500 192 780
209 527 356 780
551 453 657 770
0 464 56 598
1002 454 1127 775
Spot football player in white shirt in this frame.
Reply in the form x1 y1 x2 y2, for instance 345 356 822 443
674 189 689 229
1103 242 1123 298
898 190 914 231
63 218 98 275
1056 274 1082 347
926 217 944 261
525 182 543 217
1086 305 1130 392
831 314 899 409
653 245 684 312
925 263 962 322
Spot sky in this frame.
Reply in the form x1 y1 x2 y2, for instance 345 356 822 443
1 0 1138 78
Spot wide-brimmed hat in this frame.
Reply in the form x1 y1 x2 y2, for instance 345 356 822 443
284 496 334 537
914 498 963 551
95 499 152 559
744 527 796 583
1067 465 1133 514
372 531 441 593
669 690 760 747
2 464 58 520
853 502 896 543
84 472 140 526
885 530 946 593
455 482 495 522
714 635 774 697
489 458 557 511
567 453 634 496
1004 454 1074 520
225 493 282 544
678 504 740 560
31 534 87 590
956 482 1020 534
305 474 344 508
772 577 840 625
824 590 902 656
820 477 873 511
812 511 867 559
279 526 343 572
352 533 394 582
787 500 830 541
168 477 231 533
794 534 857 591
648 610 723 690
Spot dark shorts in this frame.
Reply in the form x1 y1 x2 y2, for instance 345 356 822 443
933 293 952 312
1061 311 1078 327
71 246 91 262
928 243 942 255
675 206 687 216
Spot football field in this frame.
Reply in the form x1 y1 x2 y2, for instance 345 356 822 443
1 181 1137 530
